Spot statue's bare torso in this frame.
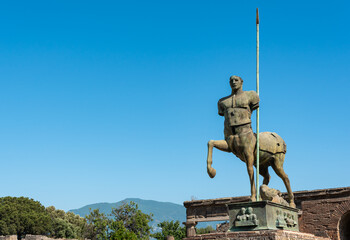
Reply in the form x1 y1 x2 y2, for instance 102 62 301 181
206 76 295 207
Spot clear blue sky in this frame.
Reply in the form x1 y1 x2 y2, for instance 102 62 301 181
0 0 349 211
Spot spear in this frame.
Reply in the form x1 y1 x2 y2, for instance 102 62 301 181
256 8 260 201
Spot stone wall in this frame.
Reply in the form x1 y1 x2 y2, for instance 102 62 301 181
183 230 330 240
0 235 78 240
0 236 17 240
23 236 51 240
183 187 350 240
298 194 350 239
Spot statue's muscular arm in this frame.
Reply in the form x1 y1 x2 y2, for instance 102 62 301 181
218 99 224 116
249 91 260 111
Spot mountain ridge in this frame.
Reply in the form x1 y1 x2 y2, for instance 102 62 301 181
69 198 186 229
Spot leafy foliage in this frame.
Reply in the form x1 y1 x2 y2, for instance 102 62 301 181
70 198 185 228
111 201 153 240
0 197 89 239
109 221 137 240
196 225 214 234
46 206 86 239
84 209 109 240
84 201 153 240
0 197 153 240
152 221 215 239
0 197 51 238
151 220 185 240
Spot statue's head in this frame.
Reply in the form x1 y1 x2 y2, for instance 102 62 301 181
229 75 243 91
240 207 246 214
247 207 253 214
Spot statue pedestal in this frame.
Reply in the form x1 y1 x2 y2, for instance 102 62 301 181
183 187 350 239
183 230 330 240
227 201 299 232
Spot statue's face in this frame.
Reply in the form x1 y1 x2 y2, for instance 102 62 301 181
247 207 252 214
230 77 243 91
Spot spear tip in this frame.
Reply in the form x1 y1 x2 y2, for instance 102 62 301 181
256 8 259 24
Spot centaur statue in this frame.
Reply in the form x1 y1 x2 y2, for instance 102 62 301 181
206 75 295 208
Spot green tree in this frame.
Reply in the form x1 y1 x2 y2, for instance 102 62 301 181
85 209 110 240
109 220 137 240
196 225 214 234
111 201 153 240
0 197 51 239
46 206 87 239
151 220 186 240
65 211 87 238
84 201 153 240
50 218 75 238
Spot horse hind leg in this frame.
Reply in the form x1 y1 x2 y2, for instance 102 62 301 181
271 153 296 208
207 140 230 178
259 165 271 185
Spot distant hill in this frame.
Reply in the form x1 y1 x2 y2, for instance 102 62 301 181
69 198 186 229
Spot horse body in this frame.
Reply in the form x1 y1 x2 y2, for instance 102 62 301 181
206 131 295 208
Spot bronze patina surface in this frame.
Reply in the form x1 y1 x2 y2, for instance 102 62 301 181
183 187 350 238
206 75 295 207
227 201 299 232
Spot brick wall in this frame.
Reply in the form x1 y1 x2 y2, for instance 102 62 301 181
299 197 350 239
183 187 350 240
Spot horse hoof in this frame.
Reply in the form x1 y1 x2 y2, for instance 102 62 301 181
208 168 216 178
289 202 296 208
250 197 257 202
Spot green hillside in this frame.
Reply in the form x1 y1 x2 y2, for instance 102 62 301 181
69 198 186 229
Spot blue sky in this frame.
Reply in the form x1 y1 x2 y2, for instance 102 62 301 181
0 0 349 211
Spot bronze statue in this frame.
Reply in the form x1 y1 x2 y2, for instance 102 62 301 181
206 75 295 208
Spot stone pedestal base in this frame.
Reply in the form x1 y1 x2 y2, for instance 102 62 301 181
227 201 299 232
183 230 330 240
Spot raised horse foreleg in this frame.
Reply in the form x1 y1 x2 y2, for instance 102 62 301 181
207 140 230 178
